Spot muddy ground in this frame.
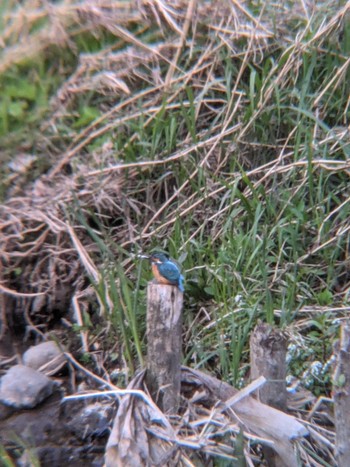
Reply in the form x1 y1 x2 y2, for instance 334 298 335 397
0 307 116 466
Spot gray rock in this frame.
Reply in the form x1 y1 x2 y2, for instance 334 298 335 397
31 293 47 314
23 341 66 375
0 364 54 409
69 402 113 440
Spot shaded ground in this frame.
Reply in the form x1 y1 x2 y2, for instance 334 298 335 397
0 326 115 466
1 1 349 465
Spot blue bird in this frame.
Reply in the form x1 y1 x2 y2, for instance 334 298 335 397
145 252 184 292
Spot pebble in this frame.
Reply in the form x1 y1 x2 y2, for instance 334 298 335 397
69 402 113 440
0 364 54 409
22 341 66 375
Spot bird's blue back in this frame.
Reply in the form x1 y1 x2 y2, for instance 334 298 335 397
158 260 184 292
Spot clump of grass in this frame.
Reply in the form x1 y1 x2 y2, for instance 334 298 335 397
1 1 349 464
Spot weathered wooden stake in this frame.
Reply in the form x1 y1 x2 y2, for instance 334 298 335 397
146 283 183 414
250 322 288 411
333 321 350 466
250 322 288 467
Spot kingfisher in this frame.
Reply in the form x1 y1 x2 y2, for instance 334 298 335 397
141 252 184 292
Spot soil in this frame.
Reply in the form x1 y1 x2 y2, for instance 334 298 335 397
0 327 116 466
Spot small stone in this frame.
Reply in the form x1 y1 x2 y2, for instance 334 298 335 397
23 341 66 375
0 364 54 409
69 402 113 441
31 294 47 314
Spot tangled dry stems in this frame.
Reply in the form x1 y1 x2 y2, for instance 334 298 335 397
1 1 349 465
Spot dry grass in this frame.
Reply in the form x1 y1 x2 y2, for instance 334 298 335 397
1 0 350 465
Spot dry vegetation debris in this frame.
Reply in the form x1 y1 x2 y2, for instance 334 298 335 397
0 0 349 465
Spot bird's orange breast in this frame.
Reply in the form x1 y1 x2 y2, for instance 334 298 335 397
152 263 173 285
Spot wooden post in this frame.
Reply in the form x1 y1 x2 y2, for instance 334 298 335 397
250 322 288 467
333 321 350 466
146 283 183 414
250 322 288 411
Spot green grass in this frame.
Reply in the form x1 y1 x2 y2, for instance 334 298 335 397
0 445 16 467
1 1 349 463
